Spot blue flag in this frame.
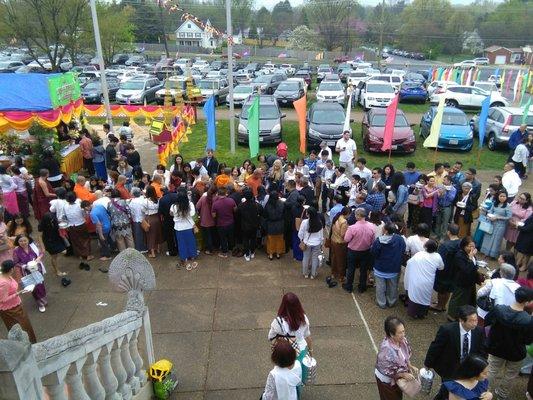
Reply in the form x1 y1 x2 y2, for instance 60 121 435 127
478 95 491 148
203 96 216 150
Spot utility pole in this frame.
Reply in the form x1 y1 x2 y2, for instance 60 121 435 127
159 5 170 58
345 5 351 56
226 0 236 154
377 0 385 69
89 0 113 131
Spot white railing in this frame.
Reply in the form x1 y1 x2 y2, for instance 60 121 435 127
0 249 156 400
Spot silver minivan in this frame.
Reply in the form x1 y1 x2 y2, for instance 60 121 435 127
237 95 286 145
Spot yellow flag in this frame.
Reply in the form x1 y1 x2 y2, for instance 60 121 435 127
423 96 445 148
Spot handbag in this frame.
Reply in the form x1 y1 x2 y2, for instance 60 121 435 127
478 218 493 234
477 294 494 312
396 375 422 398
270 317 300 355
299 232 309 251
141 219 150 232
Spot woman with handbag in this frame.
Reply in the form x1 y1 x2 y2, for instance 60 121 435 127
297 206 324 279
12 234 47 313
38 212 67 277
453 182 477 238
326 207 350 288
128 187 148 253
170 190 198 270
107 189 134 251
443 355 492 400
503 192 532 251
0 260 36 343
268 293 313 384
262 340 303 400
142 185 163 258
375 316 419 400
480 191 512 259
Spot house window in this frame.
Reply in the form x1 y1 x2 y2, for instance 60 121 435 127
187 33 192 38
188 24 191 28
179 33 184 38
195 33 201 38
179 41 185 45
210 40 214 47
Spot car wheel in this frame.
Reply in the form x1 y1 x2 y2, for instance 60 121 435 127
487 133 496 151
445 99 458 107
490 102 504 107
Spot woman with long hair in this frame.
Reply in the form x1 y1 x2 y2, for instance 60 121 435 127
268 292 313 382
196 185 217 255
92 136 107 180
37 212 67 276
480 191 512 259
264 191 286 260
389 172 408 221
291 196 306 262
327 206 350 288
169 153 184 174
504 192 532 251
107 189 134 251
237 189 262 261
0 166 19 216
298 206 324 279
420 176 439 228
381 164 395 187
240 159 251 175
170 190 198 270
142 185 163 258
268 159 284 193
7 213 33 242
443 355 491 400
11 166 30 218
407 174 427 229
128 187 148 253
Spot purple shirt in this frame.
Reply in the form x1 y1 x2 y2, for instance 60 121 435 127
375 337 412 379
344 220 375 251
211 196 236 227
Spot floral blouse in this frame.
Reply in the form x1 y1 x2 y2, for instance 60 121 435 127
375 337 412 381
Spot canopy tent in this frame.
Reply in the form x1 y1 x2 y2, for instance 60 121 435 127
0 73 83 132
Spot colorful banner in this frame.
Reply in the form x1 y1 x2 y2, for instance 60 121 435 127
248 96 260 158
82 104 196 125
478 96 491 148
203 96 216 150
523 97 532 125
48 72 81 108
382 94 399 152
423 96 445 148
293 95 307 154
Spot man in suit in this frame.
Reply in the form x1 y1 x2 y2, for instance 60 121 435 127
201 148 219 178
424 305 487 400
366 167 383 193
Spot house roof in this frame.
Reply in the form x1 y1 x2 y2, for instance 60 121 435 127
484 45 503 52
484 45 524 53
175 19 203 34
508 48 524 52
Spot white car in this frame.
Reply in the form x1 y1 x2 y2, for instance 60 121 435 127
347 71 369 87
473 81 499 93
430 85 509 108
426 80 457 97
232 84 257 106
372 74 403 90
173 58 192 70
192 59 210 73
358 80 396 109
453 60 476 69
280 63 295 76
316 81 346 105
474 57 490 65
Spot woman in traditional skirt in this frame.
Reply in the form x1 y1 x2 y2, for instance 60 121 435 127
128 187 148 253
38 212 67 276
0 260 36 343
0 167 19 216
11 167 30 218
33 169 57 221
170 190 198 270
447 237 479 321
326 207 350 288
7 213 33 243
63 191 93 265
264 191 286 260
142 185 163 258
12 234 48 313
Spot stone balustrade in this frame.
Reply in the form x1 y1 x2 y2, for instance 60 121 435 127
0 249 157 400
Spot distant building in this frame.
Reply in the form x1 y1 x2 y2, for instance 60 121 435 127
484 45 525 65
175 19 221 49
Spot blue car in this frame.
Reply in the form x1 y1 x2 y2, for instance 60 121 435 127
399 81 428 103
419 106 473 151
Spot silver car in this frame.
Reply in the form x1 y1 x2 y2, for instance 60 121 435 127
471 106 533 150
115 76 162 104
237 95 285 145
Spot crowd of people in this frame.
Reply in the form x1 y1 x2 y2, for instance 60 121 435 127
0 121 532 399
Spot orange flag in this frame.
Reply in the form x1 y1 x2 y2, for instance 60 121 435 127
293 95 307 154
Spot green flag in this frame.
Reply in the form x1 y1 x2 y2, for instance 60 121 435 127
520 72 529 106
522 97 532 125
248 95 260 158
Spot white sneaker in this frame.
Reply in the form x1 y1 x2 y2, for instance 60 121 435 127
38 305 46 313
244 254 251 261
310 275 315 280
250 252 255 259
304 274 309 279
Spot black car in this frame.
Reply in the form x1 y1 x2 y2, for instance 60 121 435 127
306 102 351 149
112 54 130 64
81 78 120 104
273 80 305 106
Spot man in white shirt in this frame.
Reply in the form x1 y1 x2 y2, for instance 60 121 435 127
502 162 522 202
319 141 333 160
118 121 134 141
354 157 372 182
335 130 357 177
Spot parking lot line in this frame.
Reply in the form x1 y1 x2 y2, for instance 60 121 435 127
351 292 378 354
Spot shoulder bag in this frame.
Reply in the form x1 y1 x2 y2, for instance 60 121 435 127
270 317 300 355
478 216 494 234
299 231 309 251
396 375 422 398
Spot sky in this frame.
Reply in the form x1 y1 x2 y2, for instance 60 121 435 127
260 0 494 9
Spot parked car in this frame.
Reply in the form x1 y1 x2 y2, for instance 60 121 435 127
470 106 533 150
430 85 509 108
472 81 499 93
210 60 228 71
0 60 24 72
155 58 175 72
323 73 341 82
420 106 473 151
287 77 308 93
155 76 192 105
71 65 97 74
358 80 396 109
125 55 146 66
173 58 193 70
155 66 183 81
399 81 428 103
192 59 210 74
116 75 162 104
453 60 476 69
474 57 489 65
317 66 333 83
77 71 101 85
338 67 353 83
347 71 369 87
237 95 285 145
112 54 130 64
252 73 286 94
280 63 295 76
244 62 261 75
273 80 305 106
362 108 416 153
372 74 403 90
316 81 346 105
14 65 47 74
294 70 312 89
232 84 257 107
403 72 426 86
198 78 230 105
81 78 120 104
306 102 350 149
426 80 457 97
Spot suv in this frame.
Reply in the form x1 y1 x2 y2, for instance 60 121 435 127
358 80 396 109
316 81 346 105
252 73 286 94
0 60 24 72
198 78 230 105
273 80 305 106
347 71 368 87
372 74 403 90
116 75 162 104
210 60 227 71
306 102 349 149
471 106 533 150
125 55 146 66
155 76 193 105
173 58 193 70
430 85 509 108
474 57 489 65
237 95 285 145
317 66 333 83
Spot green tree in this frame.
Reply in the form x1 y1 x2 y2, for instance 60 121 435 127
305 0 352 51
231 0 254 35
272 0 294 44
480 0 532 48
131 2 161 43
249 20 258 40
287 25 319 50
444 8 475 54
256 6 273 47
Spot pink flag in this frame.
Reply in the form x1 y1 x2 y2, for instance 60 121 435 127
505 70 514 95
381 94 399 152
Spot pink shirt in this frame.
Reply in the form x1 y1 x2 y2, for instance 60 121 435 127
0 277 21 310
196 195 215 228
344 220 375 251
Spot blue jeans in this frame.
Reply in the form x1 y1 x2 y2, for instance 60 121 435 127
345 249 371 292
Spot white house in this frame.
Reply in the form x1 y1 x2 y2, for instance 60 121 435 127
175 19 221 49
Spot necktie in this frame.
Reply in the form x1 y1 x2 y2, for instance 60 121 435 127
462 333 469 360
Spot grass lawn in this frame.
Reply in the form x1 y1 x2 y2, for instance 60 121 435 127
177 119 507 171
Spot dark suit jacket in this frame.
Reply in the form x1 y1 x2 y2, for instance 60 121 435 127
202 156 219 178
424 322 486 379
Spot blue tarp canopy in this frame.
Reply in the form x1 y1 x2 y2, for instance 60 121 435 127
0 73 57 112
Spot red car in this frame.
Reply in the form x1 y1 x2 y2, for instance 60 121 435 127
362 108 416 153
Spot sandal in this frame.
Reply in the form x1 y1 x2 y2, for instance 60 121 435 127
190 261 198 270
186 263 193 271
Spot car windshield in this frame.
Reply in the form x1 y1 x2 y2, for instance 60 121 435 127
474 83 496 92
318 68 330 73
84 82 101 90
406 73 424 81
510 115 533 126
199 81 219 89
402 82 423 89
254 76 272 83
442 112 468 125
371 114 409 127
367 84 395 93
319 83 343 91
120 81 144 90
234 86 253 94
312 110 344 124
277 82 299 91
242 103 279 119
350 72 367 77
295 73 309 77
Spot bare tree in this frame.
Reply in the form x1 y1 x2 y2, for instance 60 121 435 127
305 0 351 51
